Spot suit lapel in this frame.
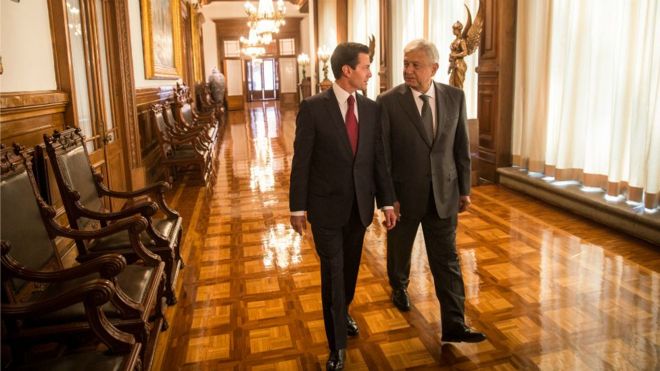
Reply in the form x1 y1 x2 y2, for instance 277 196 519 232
356 94 369 157
433 82 450 145
322 88 354 157
398 85 432 147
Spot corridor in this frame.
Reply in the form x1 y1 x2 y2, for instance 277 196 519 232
152 102 659 370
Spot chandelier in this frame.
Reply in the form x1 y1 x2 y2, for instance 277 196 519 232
241 26 266 59
244 0 286 45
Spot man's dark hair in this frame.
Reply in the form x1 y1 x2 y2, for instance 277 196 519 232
330 42 370 80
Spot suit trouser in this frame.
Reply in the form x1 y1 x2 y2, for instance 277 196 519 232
387 191 466 333
311 200 366 351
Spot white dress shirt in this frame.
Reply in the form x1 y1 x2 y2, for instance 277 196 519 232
332 82 359 123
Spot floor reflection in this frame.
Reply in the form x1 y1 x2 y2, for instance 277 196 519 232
155 101 660 371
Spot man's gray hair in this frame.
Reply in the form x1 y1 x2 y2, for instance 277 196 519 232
403 39 439 63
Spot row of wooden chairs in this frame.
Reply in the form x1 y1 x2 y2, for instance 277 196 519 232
1 127 185 370
149 83 224 184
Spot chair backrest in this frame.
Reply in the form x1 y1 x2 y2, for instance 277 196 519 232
165 102 185 130
42 128 104 230
0 145 57 293
150 104 174 157
179 102 194 124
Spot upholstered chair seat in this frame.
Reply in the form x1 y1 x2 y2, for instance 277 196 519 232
10 350 139 371
24 263 155 326
2 277 143 371
90 218 177 252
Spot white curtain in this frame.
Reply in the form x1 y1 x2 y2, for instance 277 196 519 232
348 0 380 99
389 0 424 88
513 0 660 210
387 0 479 118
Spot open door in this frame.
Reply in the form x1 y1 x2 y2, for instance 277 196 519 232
246 58 279 101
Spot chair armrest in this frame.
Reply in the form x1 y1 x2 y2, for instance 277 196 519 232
96 178 171 199
1 241 126 282
73 199 159 221
2 278 137 352
49 215 162 266
1 278 115 318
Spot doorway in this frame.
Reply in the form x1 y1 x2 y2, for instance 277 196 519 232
65 0 126 210
246 58 279 101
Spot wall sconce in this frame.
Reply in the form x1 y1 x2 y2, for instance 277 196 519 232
297 53 309 79
317 45 331 81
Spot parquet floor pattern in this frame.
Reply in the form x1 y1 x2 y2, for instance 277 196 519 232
153 102 659 370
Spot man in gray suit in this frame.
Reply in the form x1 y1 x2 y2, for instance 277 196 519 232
378 39 485 343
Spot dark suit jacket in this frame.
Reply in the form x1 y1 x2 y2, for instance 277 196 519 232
378 82 471 220
289 88 394 228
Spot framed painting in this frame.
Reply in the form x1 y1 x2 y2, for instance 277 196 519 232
140 0 182 79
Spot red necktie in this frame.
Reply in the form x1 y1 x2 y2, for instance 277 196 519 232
345 95 358 155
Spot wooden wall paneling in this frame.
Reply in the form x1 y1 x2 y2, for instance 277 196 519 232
135 86 176 183
476 0 516 183
336 0 347 43
379 0 389 92
0 91 69 146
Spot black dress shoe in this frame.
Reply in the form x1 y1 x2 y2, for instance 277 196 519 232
441 327 487 343
326 348 346 371
392 288 411 311
346 314 359 336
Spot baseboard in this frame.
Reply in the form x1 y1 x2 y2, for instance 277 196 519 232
497 167 660 245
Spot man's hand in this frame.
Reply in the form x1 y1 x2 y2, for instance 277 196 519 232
393 201 401 221
290 215 307 235
382 209 397 230
458 195 471 213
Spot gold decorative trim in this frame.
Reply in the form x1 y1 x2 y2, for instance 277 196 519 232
140 0 183 79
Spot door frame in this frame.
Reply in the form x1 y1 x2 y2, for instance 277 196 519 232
245 57 280 102
47 0 141 191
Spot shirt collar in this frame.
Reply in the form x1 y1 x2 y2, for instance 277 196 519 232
332 82 355 104
410 82 435 100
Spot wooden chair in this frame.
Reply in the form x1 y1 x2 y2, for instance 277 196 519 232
173 82 219 142
162 101 215 153
0 145 166 369
39 128 183 305
2 276 143 371
195 82 220 117
150 104 215 183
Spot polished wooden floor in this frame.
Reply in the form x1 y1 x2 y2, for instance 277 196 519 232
152 102 659 370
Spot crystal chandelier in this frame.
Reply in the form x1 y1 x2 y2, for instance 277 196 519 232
241 26 266 59
244 0 286 45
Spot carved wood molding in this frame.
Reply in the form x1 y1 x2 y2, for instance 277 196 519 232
114 0 142 170
0 91 69 122
135 86 176 107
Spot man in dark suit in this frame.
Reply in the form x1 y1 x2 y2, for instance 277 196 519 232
290 42 397 370
378 39 486 343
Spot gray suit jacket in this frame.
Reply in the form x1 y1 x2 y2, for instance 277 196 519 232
289 88 394 228
378 82 471 220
